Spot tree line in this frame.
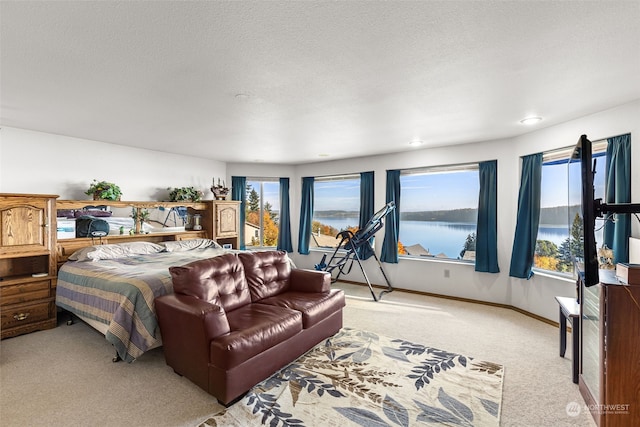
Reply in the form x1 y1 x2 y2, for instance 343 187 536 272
534 213 584 272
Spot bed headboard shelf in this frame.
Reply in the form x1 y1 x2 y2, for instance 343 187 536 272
55 199 240 268
56 200 209 210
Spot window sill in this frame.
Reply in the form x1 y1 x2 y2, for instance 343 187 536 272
399 255 474 266
309 247 345 253
308 249 475 267
531 269 576 283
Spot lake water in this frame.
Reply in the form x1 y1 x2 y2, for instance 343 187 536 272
314 217 572 259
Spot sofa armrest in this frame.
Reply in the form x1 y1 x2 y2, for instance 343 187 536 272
156 294 231 342
289 268 331 293
155 294 231 392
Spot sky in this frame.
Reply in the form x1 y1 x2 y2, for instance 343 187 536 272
313 172 480 213
548 154 606 208
314 178 360 211
400 171 479 211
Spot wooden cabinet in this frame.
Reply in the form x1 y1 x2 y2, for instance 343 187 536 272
212 200 240 249
579 270 640 426
0 193 58 339
203 200 240 248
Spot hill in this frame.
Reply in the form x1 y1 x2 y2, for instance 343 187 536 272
315 205 581 225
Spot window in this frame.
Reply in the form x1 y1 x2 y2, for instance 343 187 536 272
533 142 607 274
245 179 280 248
311 175 360 249
399 164 480 260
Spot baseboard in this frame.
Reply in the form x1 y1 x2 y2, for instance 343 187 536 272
337 279 558 328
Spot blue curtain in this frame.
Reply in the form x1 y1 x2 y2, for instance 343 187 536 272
509 153 542 279
357 171 375 260
603 134 631 264
298 177 314 255
277 177 293 252
381 170 401 263
231 176 246 250
476 160 499 273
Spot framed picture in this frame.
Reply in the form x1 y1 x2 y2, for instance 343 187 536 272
222 243 233 249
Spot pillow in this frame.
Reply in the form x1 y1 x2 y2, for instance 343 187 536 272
161 238 222 252
69 241 165 261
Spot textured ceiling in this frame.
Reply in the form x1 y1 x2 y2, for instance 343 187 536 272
1 1 639 164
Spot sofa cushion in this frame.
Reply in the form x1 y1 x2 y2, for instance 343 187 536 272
239 251 292 302
169 253 251 312
257 289 345 328
210 303 302 369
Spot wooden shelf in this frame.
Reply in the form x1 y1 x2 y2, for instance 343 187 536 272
0 249 51 259
59 230 206 241
56 200 209 210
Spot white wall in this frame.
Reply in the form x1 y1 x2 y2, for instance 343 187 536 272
1 100 638 322
0 127 226 200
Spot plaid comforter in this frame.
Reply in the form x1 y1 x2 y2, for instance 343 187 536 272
56 248 231 362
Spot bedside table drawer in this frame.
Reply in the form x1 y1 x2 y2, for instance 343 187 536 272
1 300 52 330
0 280 51 306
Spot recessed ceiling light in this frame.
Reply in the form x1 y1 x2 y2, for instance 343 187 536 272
318 153 330 157
409 139 424 146
520 116 542 125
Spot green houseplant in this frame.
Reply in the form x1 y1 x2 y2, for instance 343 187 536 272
85 180 122 201
167 186 203 202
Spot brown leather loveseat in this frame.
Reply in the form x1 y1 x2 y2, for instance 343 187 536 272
155 250 345 405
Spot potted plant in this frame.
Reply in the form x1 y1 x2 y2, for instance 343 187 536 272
85 179 122 201
167 186 203 202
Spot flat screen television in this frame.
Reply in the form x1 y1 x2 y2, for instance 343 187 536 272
571 135 600 287
572 135 640 288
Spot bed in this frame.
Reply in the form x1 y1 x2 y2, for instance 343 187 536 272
56 239 234 362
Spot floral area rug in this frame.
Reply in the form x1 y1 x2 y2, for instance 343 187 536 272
199 328 504 427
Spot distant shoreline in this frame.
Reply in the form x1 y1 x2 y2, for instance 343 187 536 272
315 204 580 226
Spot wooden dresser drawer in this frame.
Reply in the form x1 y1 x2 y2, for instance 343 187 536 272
1 300 53 331
0 280 51 306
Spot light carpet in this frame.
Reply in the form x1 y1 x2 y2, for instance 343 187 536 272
199 327 504 427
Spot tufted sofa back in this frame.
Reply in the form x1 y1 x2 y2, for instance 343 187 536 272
169 253 250 312
238 251 291 302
